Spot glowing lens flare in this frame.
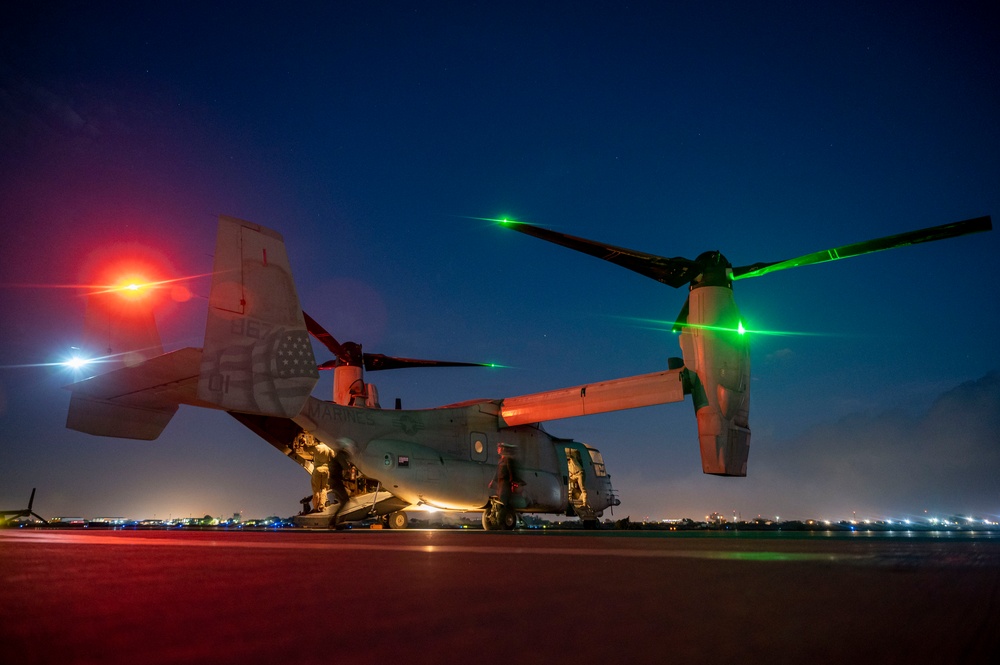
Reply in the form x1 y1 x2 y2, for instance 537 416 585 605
672 321 750 335
2 349 122 371
107 275 155 300
454 215 519 225
452 215 556 230
64 356 92 369
3 272 211 301
89 273 211 301
2 357 95 370
673 321 828 337
615 315 827 338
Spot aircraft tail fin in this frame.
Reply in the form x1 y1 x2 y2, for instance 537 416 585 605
196 216 318 417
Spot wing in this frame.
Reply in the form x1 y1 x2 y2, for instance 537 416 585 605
499 367 687 426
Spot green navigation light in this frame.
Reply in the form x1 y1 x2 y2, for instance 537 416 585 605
676 321 833 337
677 321 749 335
454 215 521 227
480 362 512 369
613 315 831 338
492 216 532 228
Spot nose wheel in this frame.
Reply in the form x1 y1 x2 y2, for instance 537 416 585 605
482 499 518 530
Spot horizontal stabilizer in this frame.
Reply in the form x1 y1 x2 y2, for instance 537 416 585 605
67 394 177 440
500 368 686 426
65 347 202 440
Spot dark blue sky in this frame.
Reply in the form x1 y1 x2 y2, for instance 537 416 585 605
2 1 998 521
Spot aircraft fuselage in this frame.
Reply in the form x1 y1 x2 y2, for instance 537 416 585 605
293 396 614 515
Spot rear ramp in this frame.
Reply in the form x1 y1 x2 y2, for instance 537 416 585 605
293 492 409 528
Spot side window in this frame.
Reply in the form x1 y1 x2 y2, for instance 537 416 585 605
470 432 488 462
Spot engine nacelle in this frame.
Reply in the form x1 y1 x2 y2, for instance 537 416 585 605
678 285 751 476
333 365 381 406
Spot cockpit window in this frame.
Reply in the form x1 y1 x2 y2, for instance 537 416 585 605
588 448 607 477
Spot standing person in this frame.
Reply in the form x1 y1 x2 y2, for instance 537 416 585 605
490 442 519 506
296 433 334 514
567 449 588 506
327 451 351 527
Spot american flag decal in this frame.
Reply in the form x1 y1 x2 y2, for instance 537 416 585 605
263 327 318 416
201 324 318 418
274 330 317 379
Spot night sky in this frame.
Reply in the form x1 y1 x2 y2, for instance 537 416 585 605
2 2 998 522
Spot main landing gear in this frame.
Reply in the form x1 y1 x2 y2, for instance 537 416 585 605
482 498 518 531
384 511 409 529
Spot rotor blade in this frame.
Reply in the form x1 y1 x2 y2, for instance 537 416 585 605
732 215 992 281
316 355 490 371
304 310 490 372
501 220 699 288
302 310 348 363
363 354 491 372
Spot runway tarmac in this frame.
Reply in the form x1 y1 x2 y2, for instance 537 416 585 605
1 528 998 664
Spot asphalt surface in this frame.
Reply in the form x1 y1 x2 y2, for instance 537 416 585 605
1 528 998 664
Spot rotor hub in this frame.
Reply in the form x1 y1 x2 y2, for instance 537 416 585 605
691 251 733 289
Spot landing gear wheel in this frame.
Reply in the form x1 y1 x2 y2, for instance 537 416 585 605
583 518 599 530
497 505 517 530
387 511 409 529
482 499 518 531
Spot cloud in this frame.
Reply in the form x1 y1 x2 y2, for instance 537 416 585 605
766 347 795 361
757 370 1000 517
616 371 1000 521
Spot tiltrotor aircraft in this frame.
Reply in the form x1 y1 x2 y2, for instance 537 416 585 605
0 488 47 526
67 216 637 529
64 213 991 528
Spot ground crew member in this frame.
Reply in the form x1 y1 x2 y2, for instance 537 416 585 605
567 449 588 506
328 451 351 527
296 433 335 514
489 442 520 506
